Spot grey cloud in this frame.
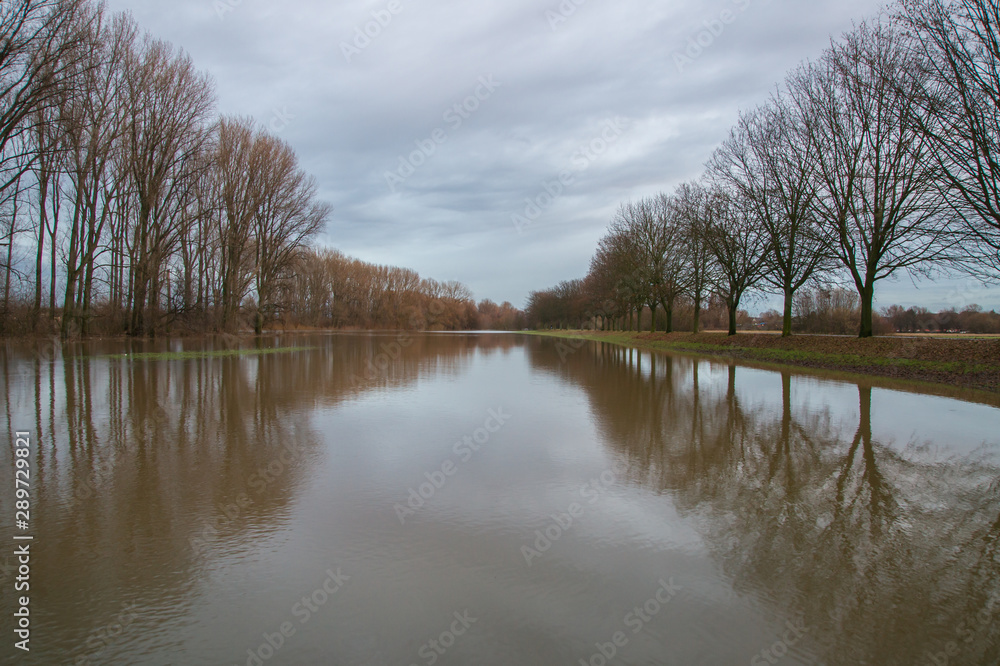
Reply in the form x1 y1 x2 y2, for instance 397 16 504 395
104 0 998 311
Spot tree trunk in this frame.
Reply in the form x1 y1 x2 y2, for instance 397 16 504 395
858 282 874 338
33 201 45 329
3 235 13 331
81 266 94 337
648 303 657 333
61 209 82 340
782 285 793 337
693 300 701 334
61 278 77 339
131 274 147 337
728 303 737 336
48 182 60 318
661 299 674 333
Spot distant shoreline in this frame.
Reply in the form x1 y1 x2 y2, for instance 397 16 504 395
525 330 1000 400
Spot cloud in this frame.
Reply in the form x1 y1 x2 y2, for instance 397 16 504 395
101 0 985 311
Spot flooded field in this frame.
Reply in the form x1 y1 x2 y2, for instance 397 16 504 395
1 332 998 665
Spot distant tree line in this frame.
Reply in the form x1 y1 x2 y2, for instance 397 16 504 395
881 303 1000 334
529 1 1000 338
525 276 752 332
757 289 1000 335
285 247 525 331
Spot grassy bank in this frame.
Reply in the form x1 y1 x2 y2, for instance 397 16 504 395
527 330 1000 395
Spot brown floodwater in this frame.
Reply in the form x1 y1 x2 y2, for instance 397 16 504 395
1 332 998 665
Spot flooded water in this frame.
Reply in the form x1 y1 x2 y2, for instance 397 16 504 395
1 332 999 665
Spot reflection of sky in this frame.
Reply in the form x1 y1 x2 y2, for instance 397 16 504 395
727 365 1000 458
868 388 1000 458
630 348 1000 459
309 342 704 550
272 339 759 663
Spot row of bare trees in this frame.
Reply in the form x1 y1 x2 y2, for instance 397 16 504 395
0 0 330 337
284 247 524 331
531 1 1000 338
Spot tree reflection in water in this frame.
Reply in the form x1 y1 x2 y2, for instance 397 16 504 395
0 333 508 659
529 340 1000 665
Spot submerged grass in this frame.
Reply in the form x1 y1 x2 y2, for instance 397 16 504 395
525 330 1000 394
103 346 317 361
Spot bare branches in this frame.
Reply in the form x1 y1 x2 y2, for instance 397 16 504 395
708 90 830 336
252 131 330 333
790 20 956 337
0 1 343 337
0 0 87 197
901 0 1000 279
698 185 770 335
538 9 990 339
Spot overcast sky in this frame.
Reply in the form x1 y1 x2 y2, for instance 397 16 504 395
104 0 1000 313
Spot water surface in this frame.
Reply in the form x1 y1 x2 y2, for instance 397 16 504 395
1 333 998 665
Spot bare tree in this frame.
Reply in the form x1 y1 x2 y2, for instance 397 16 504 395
0 0 88 331
701 185 769 335
614 198 668 332
708 91 829 336
0 147 30 332
122 36 214 336
652 192 691 333
211 116 265 332
0 0 87 201
28 100 64 328
0 3 353 338
616 194 694 334
598 204 648 331
58 6 136 337
901 0 1000 280
584 246 625 330
252 132 330 333
674 181 716 333
794 21 954 337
